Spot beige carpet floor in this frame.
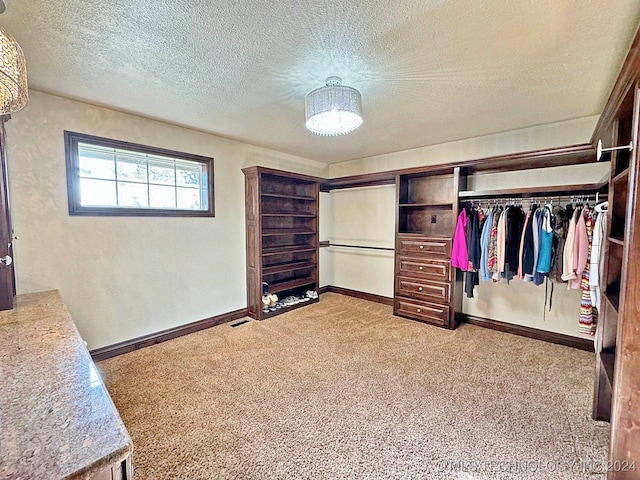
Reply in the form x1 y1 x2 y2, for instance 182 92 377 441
99 293 610 480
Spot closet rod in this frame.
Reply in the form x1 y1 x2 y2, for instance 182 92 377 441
319 242 394 252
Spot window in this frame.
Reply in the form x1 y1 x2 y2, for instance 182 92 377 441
64 131 214 217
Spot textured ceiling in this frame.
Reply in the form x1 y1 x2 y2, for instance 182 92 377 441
2 1 640 163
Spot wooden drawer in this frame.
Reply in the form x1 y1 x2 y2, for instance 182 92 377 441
397 277 450 303
397 235 451 256
397 256 450 281
395 297 450 326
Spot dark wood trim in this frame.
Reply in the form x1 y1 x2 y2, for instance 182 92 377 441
64 130 215 217
457 143 596 174
458 313 595 352
90 307 248 362
241 165 325 184
323 172 397 191
324 144 597 191
592 23 640 146
320 285 394 306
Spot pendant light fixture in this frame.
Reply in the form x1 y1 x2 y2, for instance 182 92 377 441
0 16 28 114
305 76 362 136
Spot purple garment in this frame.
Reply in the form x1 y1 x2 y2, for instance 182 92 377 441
451 209 469 271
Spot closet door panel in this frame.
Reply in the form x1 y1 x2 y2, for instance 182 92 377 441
397 256 450 280
396 277 450 303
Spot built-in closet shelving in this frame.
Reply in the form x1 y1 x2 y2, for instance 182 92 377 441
592 82 637 424
587 22 640 472
243 166 321 320
393 168 463 328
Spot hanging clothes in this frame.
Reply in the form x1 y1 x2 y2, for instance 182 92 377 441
532 209 546 286
479 209 493 282
517 210 532 280
465 207 480 297
493 208 508 282
537 206 553 274
589 211 606 312
522 207 537 281
487 207 501 273
579 209 597 335
561 207 579 283
451 209 469 270
504 205 525 280
570 209 589 290
549 204 570 283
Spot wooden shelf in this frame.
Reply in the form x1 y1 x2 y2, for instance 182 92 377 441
267 276 316 294
262 213 316 217
608 236 625 246
262 229 315 236
398 203 453 209
601 349 616 387
458 181 607 199
262 261 315 275
612 167 629 185
262 244 316 256
605 290 620 312
261 193 315 201
262 296 319 318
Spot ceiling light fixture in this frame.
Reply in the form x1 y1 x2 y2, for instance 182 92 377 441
0 20 28 114
305 76 362 136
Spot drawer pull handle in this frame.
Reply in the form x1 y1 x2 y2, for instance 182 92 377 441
419 266 423 270
418 287 423 291
419 245 424 249
417 308 421 313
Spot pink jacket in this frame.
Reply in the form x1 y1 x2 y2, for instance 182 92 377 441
451 210 469 270
571 211 589 290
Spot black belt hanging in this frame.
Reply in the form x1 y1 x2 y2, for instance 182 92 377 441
543 278 554 321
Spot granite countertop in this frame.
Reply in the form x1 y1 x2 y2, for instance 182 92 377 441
0 290 133 480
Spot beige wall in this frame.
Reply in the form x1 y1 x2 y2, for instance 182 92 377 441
7 90 328 350
323 117 607 339
324 185 396 297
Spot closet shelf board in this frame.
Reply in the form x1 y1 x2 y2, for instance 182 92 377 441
262 297 319 319
605 291 620 312
267 277 316 294
262 213 316 218
601 350 616 387
262 261 316 275
608 236 625 246
458 182 608 199
261 193 315 201
262 229 316 236
398 203 453 209
262 245 316 256
612 168 630 185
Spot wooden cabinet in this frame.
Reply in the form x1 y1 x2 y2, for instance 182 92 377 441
393 168 462 329
243 166 321 320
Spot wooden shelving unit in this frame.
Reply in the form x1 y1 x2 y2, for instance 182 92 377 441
243 166 321 320
393 168 462 329
592 80 637 425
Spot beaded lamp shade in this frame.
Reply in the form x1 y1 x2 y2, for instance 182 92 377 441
0 26 27 114
305 76 362 136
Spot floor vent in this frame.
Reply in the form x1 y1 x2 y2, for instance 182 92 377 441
230 320 250 328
